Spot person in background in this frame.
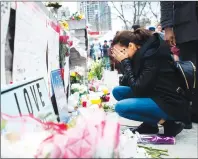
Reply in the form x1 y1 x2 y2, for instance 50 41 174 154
148 26 156 34
111 29 188 137
156 24 162 32
102 40 110 70
132 24 140 31
161 1 198 127
94 42 102 60
156 24 165 40
90 44 96 61
98 42 102 60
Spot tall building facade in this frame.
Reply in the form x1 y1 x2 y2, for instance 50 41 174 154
78 2 112 32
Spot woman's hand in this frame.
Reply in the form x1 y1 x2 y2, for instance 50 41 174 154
173 55 179 61
164 27 176 46
111 47 129 62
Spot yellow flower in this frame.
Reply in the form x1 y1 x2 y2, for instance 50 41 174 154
79 15 82 19
70 72 76 77
60 21 69 30
102 87 109 95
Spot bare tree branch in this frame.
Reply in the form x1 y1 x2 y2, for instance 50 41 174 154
139 2 147 19
147 2 160 23
111 2 123 18
111 1 149 30
111 1 129 30
133 2 137 25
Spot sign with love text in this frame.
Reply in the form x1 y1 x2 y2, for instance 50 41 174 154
1 77 57 122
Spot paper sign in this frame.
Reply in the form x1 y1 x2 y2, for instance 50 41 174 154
1 77 57 122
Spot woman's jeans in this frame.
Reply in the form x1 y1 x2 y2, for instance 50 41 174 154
112 86 172 125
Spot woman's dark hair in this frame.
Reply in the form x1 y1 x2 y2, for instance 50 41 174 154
112 28 152 47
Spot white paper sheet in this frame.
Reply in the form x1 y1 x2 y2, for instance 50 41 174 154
47 27 60 71
13 2 48 82
1 2 11 86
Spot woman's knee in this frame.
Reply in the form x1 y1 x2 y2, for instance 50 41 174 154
112 86 119 96
112 86 121 100
115 100 131 115
115 101 123 114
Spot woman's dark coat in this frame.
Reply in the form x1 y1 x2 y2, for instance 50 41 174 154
120 33 189 122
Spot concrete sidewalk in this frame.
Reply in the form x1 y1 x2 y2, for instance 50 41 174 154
104 70 198 158
119 118 198 158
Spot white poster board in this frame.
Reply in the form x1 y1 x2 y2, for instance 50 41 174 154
47 27 60 71
12 2 48 83
1 77 57 122
1 2 11 86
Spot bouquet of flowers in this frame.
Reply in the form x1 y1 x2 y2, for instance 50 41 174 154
88 61 104 81
71 83 87 95
70 72 83 84
46 2 62 9
2 108 121 158
70 12 84 21
60 21 69 30
70 67 85 84
1 113 68 158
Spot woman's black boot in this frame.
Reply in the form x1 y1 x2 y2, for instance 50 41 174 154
130 122 159 134
161 120 185 137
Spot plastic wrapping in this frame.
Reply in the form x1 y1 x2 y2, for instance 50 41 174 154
36 108 120 158
137 135 176 145
1 114 66 158
1 109 120 158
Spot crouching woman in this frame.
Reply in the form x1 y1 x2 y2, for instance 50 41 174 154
111 29 189 137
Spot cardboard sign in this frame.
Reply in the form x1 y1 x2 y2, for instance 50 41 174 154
1 77 57 122
51 69 68 122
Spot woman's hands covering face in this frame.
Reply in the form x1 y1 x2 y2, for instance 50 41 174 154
111 47 129 62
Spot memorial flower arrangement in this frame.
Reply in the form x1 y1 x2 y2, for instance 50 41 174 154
88 60 104 81
70 12 84 21
70 71 83 84
60 21 69 30
70 67 85 84
71 83 87 95
46 2 62 9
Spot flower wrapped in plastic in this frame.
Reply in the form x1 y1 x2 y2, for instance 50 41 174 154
1 108 120 158
36 108 120 158
71 83 87 95
1 113 68 158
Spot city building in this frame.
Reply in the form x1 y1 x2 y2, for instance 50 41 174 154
78 2 112 32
